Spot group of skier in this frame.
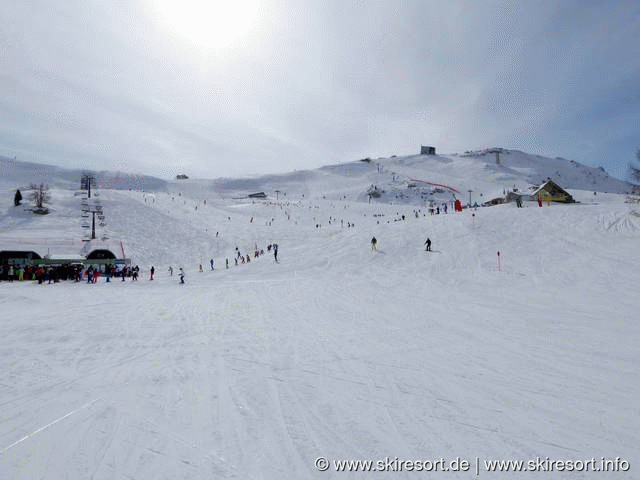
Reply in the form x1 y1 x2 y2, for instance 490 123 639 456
163 242 279 284
370 236 432 252
167 265 185 283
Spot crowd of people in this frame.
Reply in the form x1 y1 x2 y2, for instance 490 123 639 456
0 263 153 284
0 239 281 286
0 263 80 283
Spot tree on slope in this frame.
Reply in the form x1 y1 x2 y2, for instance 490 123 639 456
630 149 640 192
30 183 51 214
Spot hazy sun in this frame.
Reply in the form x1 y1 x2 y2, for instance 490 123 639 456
150 0 261 51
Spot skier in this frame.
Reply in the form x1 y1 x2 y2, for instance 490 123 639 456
168 266 173 276
273 243 279 262
150 266 155 280
210 258 214 270
371 236 377 251
424 238 432 251
179 267 185 284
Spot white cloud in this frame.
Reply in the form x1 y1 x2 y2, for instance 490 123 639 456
1 0 638 180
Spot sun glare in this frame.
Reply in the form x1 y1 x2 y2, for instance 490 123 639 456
150 0 261 52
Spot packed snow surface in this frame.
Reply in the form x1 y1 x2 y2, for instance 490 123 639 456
0 156 638 479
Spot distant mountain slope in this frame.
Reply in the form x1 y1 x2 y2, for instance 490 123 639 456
0 156 168 192
454 149 630 193
200 149 632 204
2 149 632 207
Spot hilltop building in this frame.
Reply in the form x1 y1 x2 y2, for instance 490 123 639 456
420 146 436 155
530 180 575 203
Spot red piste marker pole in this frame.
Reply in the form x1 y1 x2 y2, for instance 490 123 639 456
497 251 501 271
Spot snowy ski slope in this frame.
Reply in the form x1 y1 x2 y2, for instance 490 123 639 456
0 156 638 479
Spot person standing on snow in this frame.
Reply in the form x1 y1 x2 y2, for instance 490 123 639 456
179 267 185 284
273 243 279 262
371 236 377 251
150 266 155 280
424 238 432 251
210 258 214 270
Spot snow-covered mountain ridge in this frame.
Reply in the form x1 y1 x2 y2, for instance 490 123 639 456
0 155 168 192
2 149 632 204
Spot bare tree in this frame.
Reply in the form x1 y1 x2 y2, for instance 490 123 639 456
30 183 51 214
630 149 640 187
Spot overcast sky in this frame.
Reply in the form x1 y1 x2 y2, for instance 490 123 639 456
1 0 639 180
